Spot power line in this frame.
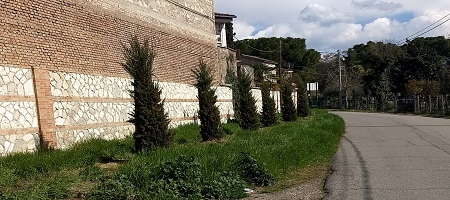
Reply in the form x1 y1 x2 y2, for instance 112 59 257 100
397 12 450 45
225 28 278 53
165 0 278 53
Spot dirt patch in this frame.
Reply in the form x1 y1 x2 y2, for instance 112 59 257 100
244 164 330 200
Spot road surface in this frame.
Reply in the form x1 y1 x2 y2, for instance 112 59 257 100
324 112 450 200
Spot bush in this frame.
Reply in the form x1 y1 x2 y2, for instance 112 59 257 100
79 165 103 181
193 60 223 141
237 70 259 130
281 77 297 121
295 78 310 117
261 81 278 126
121 36 173 152
236 152 273 186
87 174 136 200
94 156 247 199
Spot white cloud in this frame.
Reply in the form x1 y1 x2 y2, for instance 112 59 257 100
215 0 450 52
233 20 256 40
351 0 402 11
299 4 352 26
254 24 295 38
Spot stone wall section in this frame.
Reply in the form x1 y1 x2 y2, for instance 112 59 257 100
1 66 284 154
49 71 236 148
50 71 134 149
215 48 236 85
84 0 215 41
0 66 39 156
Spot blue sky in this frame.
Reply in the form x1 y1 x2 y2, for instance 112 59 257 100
214 0 450 52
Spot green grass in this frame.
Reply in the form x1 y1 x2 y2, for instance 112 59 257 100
0 109 345 199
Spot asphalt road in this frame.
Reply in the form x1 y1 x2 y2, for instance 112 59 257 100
324 112 450 200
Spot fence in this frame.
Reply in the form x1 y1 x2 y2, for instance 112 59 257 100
311 95 450 115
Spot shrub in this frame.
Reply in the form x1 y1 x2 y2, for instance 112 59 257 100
295 78 310 117
237 70 259 130
87 174 136 200
79 165 103 181
280 77 297 121
261 81 278 127
236 152 273 186
121 36 172 152
103 156 247 199
192 60 223 141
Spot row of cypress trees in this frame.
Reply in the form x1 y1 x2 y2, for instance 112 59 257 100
123 36 310 152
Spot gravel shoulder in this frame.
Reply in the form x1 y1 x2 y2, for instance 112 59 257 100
243 165 330 200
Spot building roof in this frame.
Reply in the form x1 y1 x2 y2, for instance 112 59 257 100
214 12 237 19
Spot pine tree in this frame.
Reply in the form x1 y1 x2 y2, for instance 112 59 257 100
237 70 259 130
193 60 223 141
224 53 240 122
261 81 277 126
281 77 297 121
296 78 310 117
121 36 172 152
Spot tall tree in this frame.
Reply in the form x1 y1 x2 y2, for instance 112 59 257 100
235 37 320 72
121 36 172 152
225 22 235 49
280 76 297 121
237 70 260 130
293 75 309 117
345 41 403 111
261 81 277 126
193 60 223 141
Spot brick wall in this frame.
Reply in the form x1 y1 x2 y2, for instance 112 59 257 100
0 0 221 151
0 0 217 84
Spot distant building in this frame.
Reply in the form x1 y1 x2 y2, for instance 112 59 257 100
238 54 278 87
214 13 237 48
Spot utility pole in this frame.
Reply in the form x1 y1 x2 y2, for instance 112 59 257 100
278 38 282 83
338 50 342 110
278 38 282 112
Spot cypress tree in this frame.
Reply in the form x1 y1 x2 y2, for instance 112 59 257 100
192 60 223 141
237 70 259 130
296 78 310 117
281 77 297 121
225 54 240 122
261 81 277 126
121 36 172 152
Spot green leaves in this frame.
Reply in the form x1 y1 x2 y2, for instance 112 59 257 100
237 70 260 130
235 37 320 71
261 81 277 127
281 76 297 122
193 60 223 141
121 36 172 152
236 152 273 187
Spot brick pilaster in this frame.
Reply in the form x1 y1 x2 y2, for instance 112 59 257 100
32 66 57 148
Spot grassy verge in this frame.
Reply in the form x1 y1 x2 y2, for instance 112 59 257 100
0 109 344 199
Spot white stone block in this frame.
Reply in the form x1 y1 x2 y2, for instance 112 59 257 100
23 134 34 142
4 141 14 153
5 110 13 121
27 140 36 151
32 117 38 127
55 117 65 126
24 82 34 95
2 75 10 84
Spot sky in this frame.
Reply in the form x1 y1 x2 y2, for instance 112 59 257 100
214 0 450 52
